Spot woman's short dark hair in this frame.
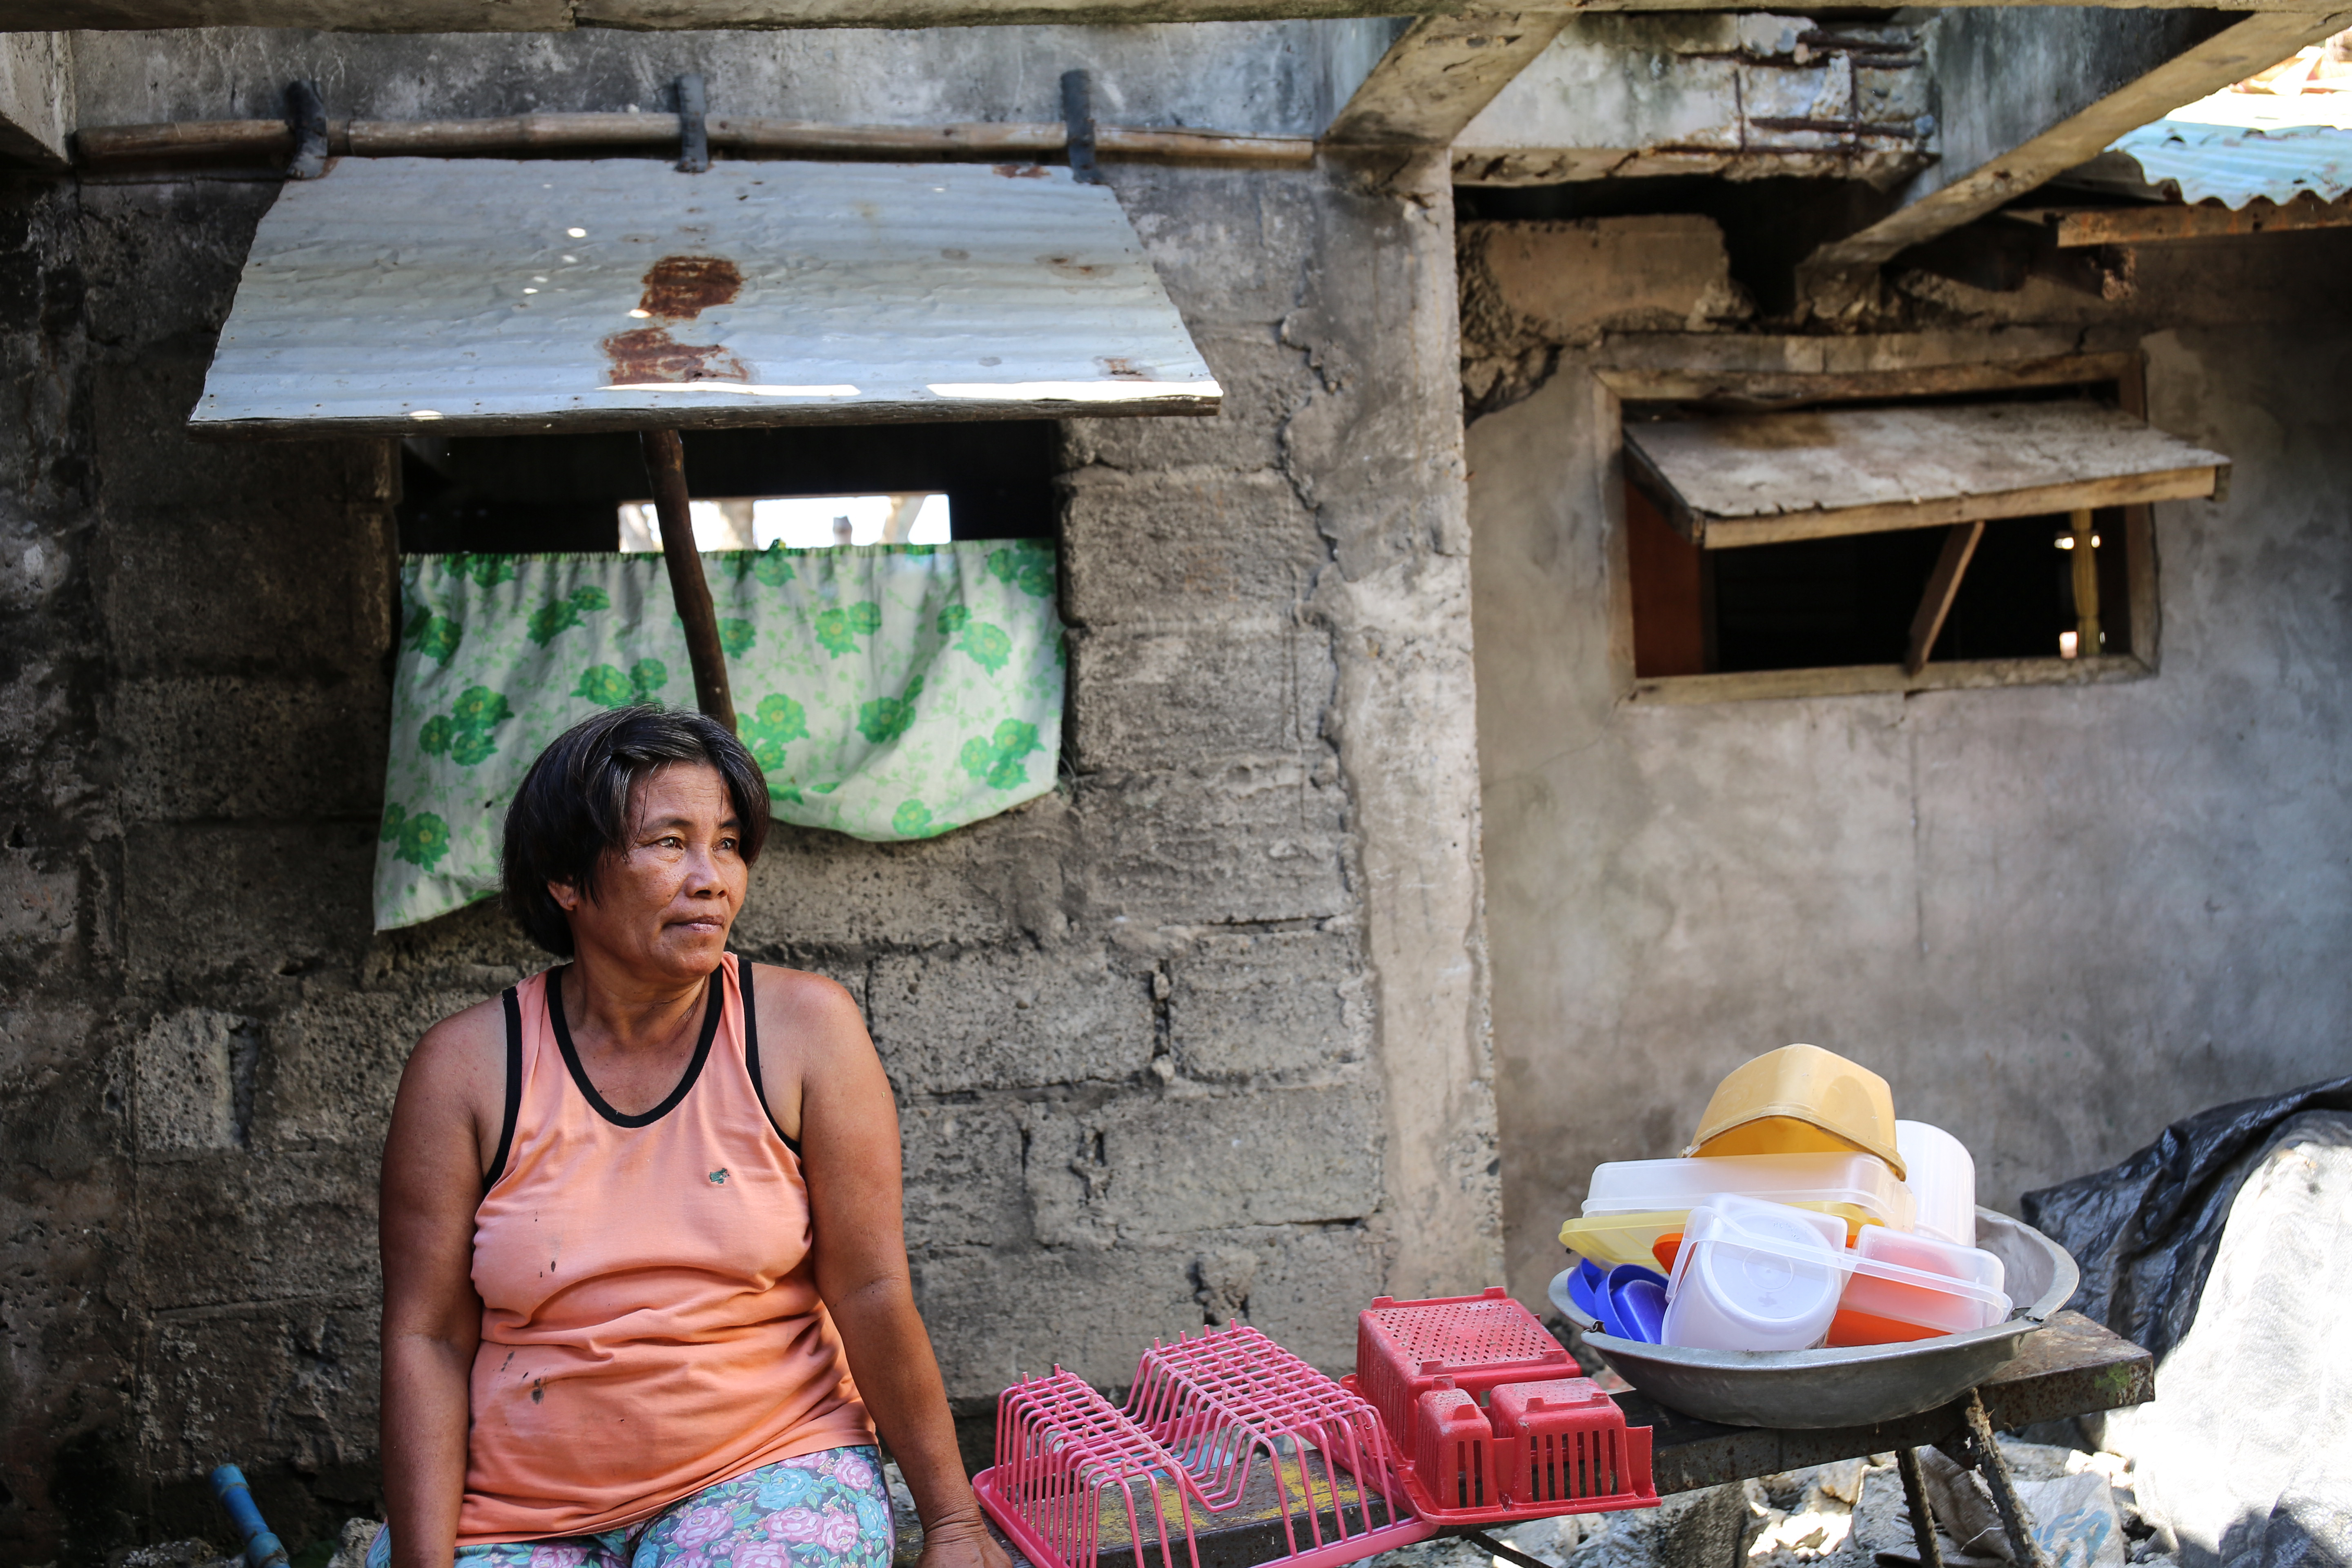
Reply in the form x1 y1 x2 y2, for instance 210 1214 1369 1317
501 706 770 956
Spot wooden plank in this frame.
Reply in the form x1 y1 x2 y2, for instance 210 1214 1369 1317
641 430 737 733
1627 477 1709 677
1324 13 1571 147
1904 520 1985 676
2021 198 2352 247
1597 352 2138 410
2069 508 2101 655
1802 10 2352 293
1621 401 2227 550
1626 653 2155 705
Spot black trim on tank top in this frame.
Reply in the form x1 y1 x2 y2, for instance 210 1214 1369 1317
547 964 721 1129
483 986 524 1193
737 958 803 1157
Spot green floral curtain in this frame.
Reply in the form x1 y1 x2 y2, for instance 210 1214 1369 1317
376 541 1064 931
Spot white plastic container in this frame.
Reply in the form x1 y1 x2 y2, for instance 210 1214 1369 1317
1583 1151 1918 1232
1661 1195 1853 1352
1894 1121 1976 1248
1829 1225 2009 1343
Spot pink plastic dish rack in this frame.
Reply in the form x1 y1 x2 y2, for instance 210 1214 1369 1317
1350 1290 1657 1525
973 1325 1436 1568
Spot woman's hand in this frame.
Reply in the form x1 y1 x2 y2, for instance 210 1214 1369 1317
913 1504 1012 1568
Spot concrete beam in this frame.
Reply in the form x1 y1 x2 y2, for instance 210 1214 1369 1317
1803 7 2352 303
9 0 2352 34
1453 13 1932 187
1323 13 1566 147
0 32 71 169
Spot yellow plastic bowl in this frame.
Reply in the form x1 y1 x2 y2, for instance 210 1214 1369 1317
1683 1044 1906 1180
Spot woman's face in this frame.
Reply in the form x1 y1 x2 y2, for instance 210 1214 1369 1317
553 761 748 985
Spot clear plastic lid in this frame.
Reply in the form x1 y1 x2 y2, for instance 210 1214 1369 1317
1583 1152 1917 1230
1681 1195 2011 1325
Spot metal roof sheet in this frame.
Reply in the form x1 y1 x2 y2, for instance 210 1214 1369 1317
2104 120 2352 210
193 157 1220 437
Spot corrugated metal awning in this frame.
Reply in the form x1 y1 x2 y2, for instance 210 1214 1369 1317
193 157 1221 436
1625 401 2230 549
2103 121 2352 210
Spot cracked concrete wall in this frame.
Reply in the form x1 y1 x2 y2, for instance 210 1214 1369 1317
1464 227 2352 1311
0 24 1495 1567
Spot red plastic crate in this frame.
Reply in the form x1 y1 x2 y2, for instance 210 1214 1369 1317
1354 1287 1578 1444
1488 1379 1657 1510
1356 1291 1657 1525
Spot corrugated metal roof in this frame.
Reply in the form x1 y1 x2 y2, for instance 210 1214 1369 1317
2105 120 2352 210
194 157 1220 436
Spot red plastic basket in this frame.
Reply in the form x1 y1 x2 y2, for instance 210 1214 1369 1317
1354 1291 1657 1524
1353 1287 1579 1444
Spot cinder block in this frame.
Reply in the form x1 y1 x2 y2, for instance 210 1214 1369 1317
1236 1225 1390 1373
909 1242 1206 1402
1025 1082 1383 1247
1168 927 1368 1080
91 352 395 514
122 824 376 988
1068 622 1334 774
135 1007 253 1154
1061 327 1309 476
138 1300 380 1480
1102 165 1324 330
869 944 1154 1096
113 675 388 824
898 1099 1028 1254
135 1149 379 1312
100 499 394 675
254 986 480 1154
1061 467 1326 632
0 843 82 976
1071 762 1350 926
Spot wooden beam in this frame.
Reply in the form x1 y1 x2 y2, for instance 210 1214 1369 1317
1661 465 2216 550
1324 13 1570 147
1595 351 2139 409
75 111 1315 171
1802 9 2352 300
1627 653 2155 706
2013 197 2352 246
1904 521 1986 675
640 430 737 734
2068 506 2101 656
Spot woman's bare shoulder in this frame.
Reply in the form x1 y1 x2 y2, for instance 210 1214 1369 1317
401 991 511 1104
747 962 871 1054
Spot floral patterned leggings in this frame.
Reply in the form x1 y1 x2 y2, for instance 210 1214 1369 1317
368 1448 896 1568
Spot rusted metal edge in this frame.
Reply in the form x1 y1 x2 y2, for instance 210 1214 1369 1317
185 392 1223 441
2008 195 2352 247
73 113 1319 171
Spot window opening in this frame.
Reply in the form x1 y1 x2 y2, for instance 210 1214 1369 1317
397 421 1054 554
1619 375 2177 694
616 493 951 552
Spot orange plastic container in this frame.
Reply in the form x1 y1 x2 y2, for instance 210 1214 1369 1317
1683 1045 1906 1179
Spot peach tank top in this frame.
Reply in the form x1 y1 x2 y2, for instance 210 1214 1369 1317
459 955 872 1544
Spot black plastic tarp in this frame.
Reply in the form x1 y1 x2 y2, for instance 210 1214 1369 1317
2020 1075 2352 1363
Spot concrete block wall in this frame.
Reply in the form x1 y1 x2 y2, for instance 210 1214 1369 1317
0 24 1498 1568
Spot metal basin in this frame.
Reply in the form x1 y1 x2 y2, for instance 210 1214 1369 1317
1553 1208 2079 1429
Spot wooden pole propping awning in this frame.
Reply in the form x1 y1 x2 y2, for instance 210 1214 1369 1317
1624 401 2230 550
190 156 1220 437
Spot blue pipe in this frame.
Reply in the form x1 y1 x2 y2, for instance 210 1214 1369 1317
208 1464 292 1568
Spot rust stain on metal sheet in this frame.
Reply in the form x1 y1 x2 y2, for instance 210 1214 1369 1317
993 163 1051 179
1041 254 1106 278
636 254 743 320
1098 356 1149 380
601 326 751 385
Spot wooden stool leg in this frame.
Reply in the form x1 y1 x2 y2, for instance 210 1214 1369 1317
1897 1447 1946 1568
1963 1390 2050 1568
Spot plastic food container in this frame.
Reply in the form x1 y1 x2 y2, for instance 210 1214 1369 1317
1562 1202 1872 1271
1895 1120 1976 1248
1661 1196 1853 1352
1600 1265 1669 1343
1583 1151 1918 1232
1826 1225 2009 1346
1684 1045 1907 1178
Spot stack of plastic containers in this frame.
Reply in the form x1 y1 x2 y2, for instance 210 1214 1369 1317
1553 1045 2013 1354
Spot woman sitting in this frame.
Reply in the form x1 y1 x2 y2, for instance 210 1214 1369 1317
376 707 1006 1568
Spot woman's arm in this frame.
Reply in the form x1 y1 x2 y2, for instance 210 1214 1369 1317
779 970 1009 1568
380 1005 505 1568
